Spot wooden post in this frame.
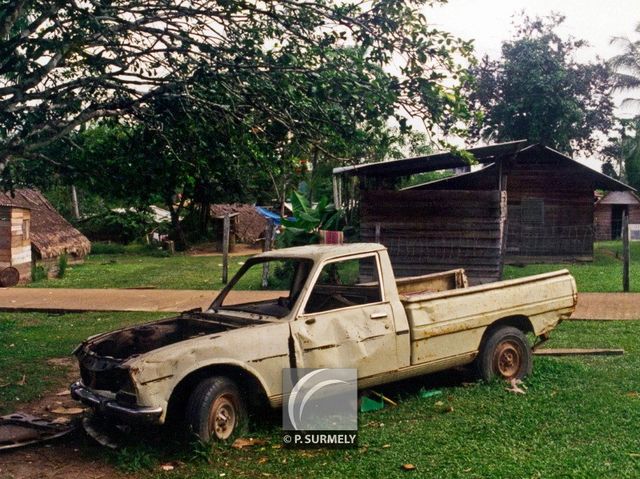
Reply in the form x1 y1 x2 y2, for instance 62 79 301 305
623 211 630 292
262 221 273 288
222 213 230 284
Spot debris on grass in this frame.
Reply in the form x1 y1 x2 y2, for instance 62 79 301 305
359 395 384 413
231 437 267 449
433 401 454 413
370 391 397 406
505 378 527 395
82 415 119 449
534 348 624 356
401 463 416 471
50 406 85 415
0 412 77 450
16 375 26 386
419 388 442 399
160 462 183 471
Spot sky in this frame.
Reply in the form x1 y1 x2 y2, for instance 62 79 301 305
422 0 640 169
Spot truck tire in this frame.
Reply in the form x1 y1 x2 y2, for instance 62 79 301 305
186 376 247 442
476 326 532 382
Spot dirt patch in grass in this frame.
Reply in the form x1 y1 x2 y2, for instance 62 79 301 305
0 364 126 479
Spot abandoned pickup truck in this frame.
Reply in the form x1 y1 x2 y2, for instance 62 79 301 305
71 243 577 440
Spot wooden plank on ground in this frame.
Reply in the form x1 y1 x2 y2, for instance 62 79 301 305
534 348 624 356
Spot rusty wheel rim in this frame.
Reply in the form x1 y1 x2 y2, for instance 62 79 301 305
208 394 236 440
493 340 522 379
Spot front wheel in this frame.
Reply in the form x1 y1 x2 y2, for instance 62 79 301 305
476 326 532 382
186 376 247 441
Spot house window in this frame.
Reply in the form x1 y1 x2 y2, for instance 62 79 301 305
22 219 30 240
521 198 544 225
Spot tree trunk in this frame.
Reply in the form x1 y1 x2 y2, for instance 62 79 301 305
310 147 319 203
166 199 187 251
70 185 80 220
199 200 210 237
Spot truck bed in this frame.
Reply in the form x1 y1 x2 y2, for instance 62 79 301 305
396 269 468 296
400 269 577 366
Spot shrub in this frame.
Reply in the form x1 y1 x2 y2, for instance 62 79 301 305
31 264 48 282
57 254 68 278
90 242 126 255
79 209 157 244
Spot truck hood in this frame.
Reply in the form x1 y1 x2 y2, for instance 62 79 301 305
74 310 271 392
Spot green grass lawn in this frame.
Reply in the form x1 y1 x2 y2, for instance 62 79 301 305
25 240 639 292
504 241 640 292
2 311 640 478
27 253 253 290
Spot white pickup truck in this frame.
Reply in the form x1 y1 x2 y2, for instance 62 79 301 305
71 243 577 441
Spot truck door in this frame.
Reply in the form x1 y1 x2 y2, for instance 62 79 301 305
290 253 399 379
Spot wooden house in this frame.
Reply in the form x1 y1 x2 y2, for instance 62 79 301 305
0 189 91 282
0 204 31 285
594 191 640 240
333 141 632 284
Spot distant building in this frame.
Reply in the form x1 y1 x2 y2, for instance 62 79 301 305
333 141 633 284
0 189 91 283
594 191 640 240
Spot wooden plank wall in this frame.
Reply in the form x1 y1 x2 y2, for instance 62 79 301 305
594 204 613 241
0 206 10 269
360 189 506 285
0 206 32 282
505 160 594 261
595 204 640 241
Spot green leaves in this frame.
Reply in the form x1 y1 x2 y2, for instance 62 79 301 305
278 191 343 248
468 14 614 155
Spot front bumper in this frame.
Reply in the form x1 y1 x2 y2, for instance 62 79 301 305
70 381 163 422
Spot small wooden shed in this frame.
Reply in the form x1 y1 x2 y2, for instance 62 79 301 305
0 189 91 281
0 205 32 285
594 191 640 240
333 141 633 284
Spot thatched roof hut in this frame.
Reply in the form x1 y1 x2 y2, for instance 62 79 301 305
210 204 268 244
0 189 91 260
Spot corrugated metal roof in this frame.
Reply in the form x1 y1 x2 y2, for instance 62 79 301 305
333 140 527 178
335 141 633 192
518 144 634 192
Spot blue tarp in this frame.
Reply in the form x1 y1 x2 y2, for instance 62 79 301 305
255 206 283 225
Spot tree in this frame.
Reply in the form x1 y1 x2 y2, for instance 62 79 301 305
468 14 614 154
610 22 640 112
0 0 473 171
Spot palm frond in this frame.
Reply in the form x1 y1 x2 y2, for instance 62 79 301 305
612 73 640 91
620 97 640 110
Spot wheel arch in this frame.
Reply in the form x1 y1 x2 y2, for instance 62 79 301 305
478 315 534 351
166 363 270 423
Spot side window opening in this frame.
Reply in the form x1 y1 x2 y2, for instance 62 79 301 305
304 255 382 314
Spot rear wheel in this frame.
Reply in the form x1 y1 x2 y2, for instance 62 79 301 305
186 376 247 441
476 326 532 382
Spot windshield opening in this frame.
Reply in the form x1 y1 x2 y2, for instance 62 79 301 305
212 258 313 318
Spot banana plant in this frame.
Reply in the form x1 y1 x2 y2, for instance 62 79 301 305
278 191 343 247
